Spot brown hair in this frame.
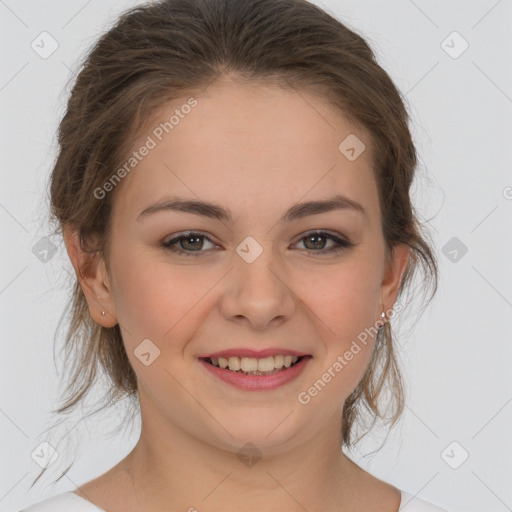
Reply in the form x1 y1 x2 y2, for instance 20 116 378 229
38 0 438 485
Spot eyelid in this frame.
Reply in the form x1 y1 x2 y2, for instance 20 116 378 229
162 229 353 257
292 228 348 244
162 230 219 249
291 230 353 254
163 230 215 244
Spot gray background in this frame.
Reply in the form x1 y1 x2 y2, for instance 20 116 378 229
1 0 511 511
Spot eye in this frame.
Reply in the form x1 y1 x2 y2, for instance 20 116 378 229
162 230 353 257
162 231 218 257
292 230 354 255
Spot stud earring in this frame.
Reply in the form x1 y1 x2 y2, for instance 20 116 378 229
379 311 386 329
101 311 106 317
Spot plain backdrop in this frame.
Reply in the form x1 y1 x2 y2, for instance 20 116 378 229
1 1 511 511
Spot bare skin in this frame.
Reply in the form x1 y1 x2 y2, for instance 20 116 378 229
73 454 401 512
65 75 409 512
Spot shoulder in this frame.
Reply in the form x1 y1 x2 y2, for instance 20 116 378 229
20 492 105 512
400 491 449 511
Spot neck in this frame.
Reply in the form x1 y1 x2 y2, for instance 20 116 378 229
119 401 359 511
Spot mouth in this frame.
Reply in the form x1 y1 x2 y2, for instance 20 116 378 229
200 354 309 376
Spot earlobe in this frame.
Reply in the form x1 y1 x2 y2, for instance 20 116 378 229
63 226 118 327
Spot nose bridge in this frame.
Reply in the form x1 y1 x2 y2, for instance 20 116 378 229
222 234 295 327
236 235 285 298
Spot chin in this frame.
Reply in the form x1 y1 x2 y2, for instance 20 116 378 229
205 409 311 456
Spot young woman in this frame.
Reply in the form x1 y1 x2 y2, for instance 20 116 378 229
22 0 445 510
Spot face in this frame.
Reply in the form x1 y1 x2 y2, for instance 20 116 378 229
76 77 408 455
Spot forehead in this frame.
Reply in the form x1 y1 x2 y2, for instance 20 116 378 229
110 78 379 225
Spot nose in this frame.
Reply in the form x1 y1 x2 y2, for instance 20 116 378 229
219 246 296 331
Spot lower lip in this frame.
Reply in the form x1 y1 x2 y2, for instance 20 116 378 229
199 356 311 391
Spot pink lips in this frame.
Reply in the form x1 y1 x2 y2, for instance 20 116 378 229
198 354 312 391
198 348 310 359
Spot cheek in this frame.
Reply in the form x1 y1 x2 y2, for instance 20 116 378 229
110 248 217 351
300 255 382 399
297 268 379 408
309 258 381 341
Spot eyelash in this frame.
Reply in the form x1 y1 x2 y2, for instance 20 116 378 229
161 230 354 257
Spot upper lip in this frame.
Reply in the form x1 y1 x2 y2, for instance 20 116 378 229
198 348 311 359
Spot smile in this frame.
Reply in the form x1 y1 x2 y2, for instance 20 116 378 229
199 354 312 391
205 354 303 375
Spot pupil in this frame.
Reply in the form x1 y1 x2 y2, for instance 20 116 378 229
183 235 201 250
306 235 325 250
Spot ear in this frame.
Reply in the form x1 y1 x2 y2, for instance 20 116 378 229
378 243 410 323
63 226 118 327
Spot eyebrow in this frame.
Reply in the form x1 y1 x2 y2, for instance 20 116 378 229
136 194 367 223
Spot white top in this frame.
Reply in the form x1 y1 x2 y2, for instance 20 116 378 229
20 490 449 511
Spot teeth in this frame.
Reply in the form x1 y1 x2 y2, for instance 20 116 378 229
241 357 258 372
257 356 275 372
274 355 284 369
208 354 302 373
228 356 241 371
